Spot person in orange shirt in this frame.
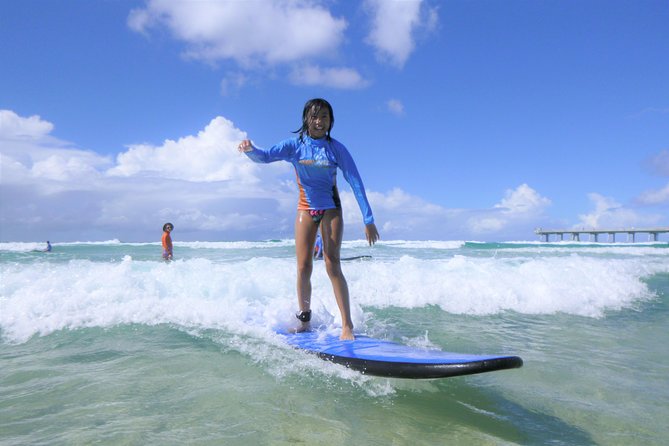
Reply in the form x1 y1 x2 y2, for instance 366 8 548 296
162 223 173 260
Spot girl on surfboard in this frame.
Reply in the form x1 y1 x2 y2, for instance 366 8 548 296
238 98 379 340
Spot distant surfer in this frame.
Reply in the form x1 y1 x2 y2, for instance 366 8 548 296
44 241 52 252
314 233 323 259
162 223 173 260
238 98 379 340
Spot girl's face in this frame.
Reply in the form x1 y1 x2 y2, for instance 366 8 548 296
307 106 331 139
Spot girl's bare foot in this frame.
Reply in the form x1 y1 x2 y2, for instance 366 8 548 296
340 325 354 341
289 321 311 334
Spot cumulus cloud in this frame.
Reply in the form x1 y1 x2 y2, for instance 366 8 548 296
2 110 561 242
126 1 437 89
289 65 368 89
339 185 551 241
467 184 551 234
0 110 54 140
0 110 297 241
128 0 347 66
495 183 552 214
338 187 459 238
107 116 259 183
576 192 664 229
0 110 112 185
364 0 437 67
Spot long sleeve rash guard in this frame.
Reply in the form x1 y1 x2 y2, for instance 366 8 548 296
244 135 375 225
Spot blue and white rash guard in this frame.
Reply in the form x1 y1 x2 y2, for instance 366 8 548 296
243 135 375 225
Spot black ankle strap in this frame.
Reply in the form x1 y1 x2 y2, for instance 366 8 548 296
296 310 312 322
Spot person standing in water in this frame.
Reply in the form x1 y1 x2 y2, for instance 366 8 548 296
314 232 323 259
44 241 52 252
238 98 379 340
162 223 173 260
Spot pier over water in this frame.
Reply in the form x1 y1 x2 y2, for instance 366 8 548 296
535 227 669 243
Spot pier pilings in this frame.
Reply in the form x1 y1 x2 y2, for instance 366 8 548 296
534 227 669 243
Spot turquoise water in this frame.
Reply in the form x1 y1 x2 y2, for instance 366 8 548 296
1 240 668 445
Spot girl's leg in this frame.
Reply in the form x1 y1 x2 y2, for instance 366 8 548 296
294 211 319 331
320 209 355 340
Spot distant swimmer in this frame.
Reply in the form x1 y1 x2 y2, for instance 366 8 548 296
313 232 323 259
44 241 52 252
162 223 173 260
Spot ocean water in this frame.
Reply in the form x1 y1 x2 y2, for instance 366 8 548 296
1 239 667 445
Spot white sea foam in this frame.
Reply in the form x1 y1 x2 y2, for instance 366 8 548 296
176 240 296 249
485 243 669 257
0 240 123 251
0 239 295 251
58 239 124 245
1 249 665 344
375 240 466 250
3 239 664 252
346 254 663 316
0 242 48 252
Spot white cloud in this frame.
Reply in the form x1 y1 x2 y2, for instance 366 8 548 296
465 184 551 235
495 183 552 214
31 154 104 182
364 0 436 67
635 149 669 206
0 110 53 140
289 65 369 89
636 182 669 206
386 99 404 116
630 107 669 119
107 116 260 183
0 110 111 184
128 0 347 66
575 193 663 229
220 72 248 96
0 110 297 241
468 215 506 234
127 1 436 89
341 187 458 238
339 185 551 240
0 110 565 242
577 193 620 228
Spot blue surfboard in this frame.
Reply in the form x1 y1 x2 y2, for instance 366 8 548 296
279 331 523 379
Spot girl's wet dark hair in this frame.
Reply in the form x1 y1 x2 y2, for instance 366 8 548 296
163 223 174 231
294 98 334 141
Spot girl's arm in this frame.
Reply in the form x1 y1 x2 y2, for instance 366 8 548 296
332 141 380 245
333 141 375 226
238 138 296 163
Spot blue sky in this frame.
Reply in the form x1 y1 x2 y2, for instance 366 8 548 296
1 0 668 242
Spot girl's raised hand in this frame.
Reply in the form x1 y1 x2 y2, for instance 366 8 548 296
238 139 253 153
